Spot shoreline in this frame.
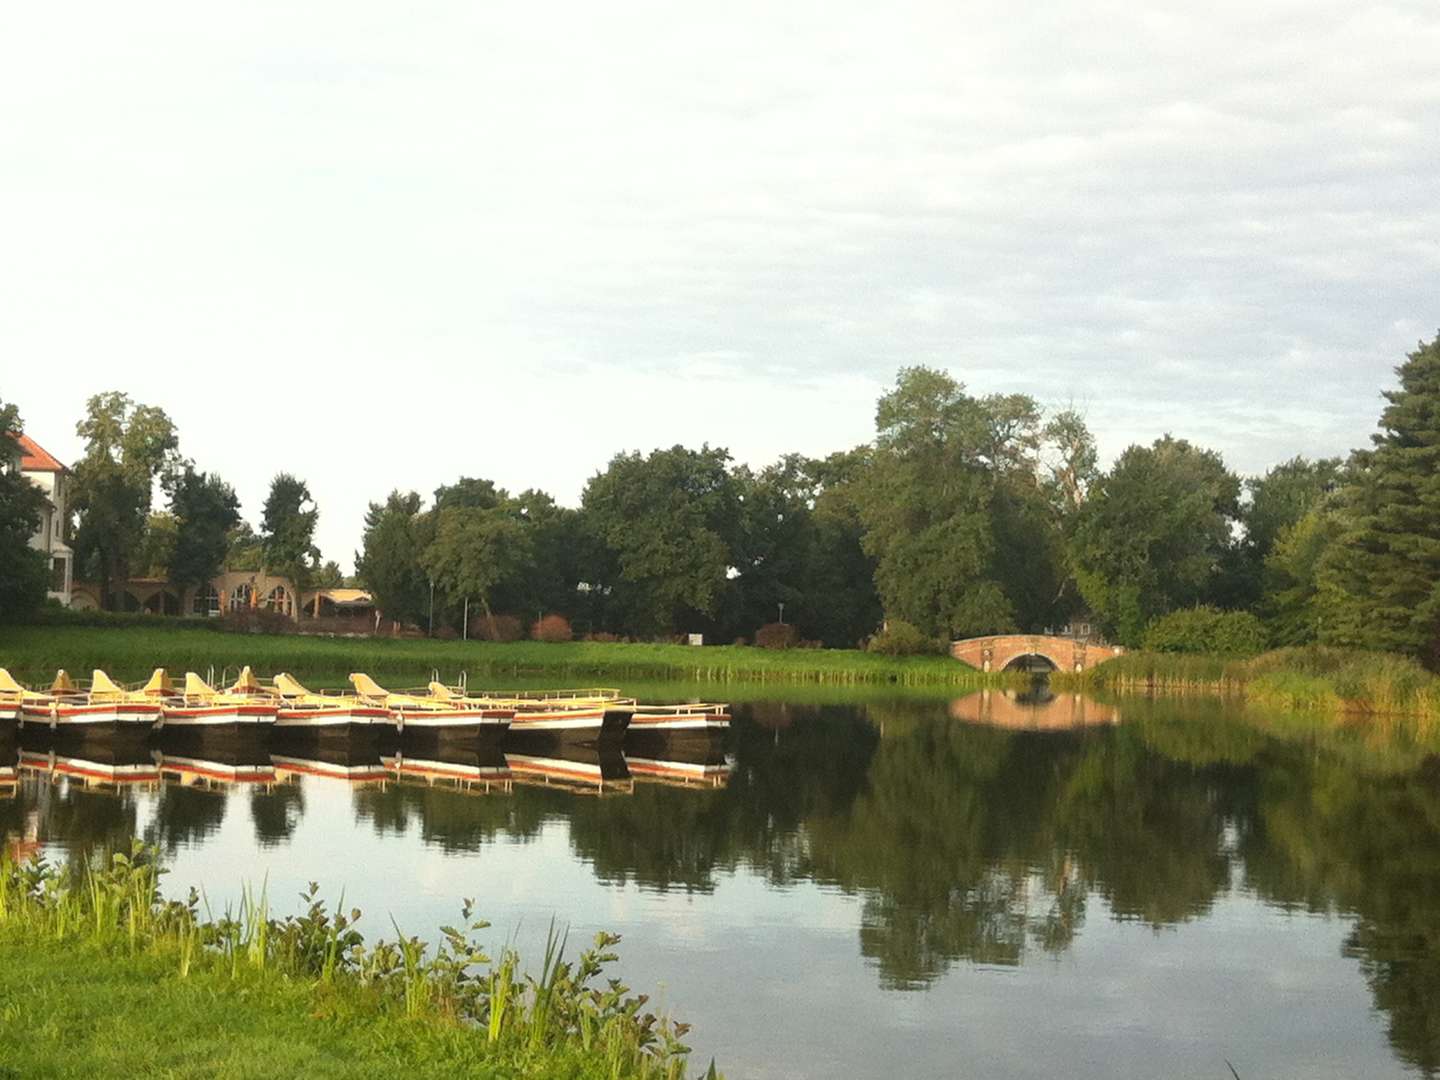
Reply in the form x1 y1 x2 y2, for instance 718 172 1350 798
0 622 1006 689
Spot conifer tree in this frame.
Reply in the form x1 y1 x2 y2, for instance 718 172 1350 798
1319 334 1440 657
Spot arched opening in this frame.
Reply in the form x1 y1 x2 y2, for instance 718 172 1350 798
263 586 293 617
193 585 220 617
1002 653 1059 674
230 584 255 611
108 590 141 613
143 591 181 616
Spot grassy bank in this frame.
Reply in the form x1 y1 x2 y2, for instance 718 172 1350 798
1057 645 1440 731
0 622 997 689
0 843 714 1080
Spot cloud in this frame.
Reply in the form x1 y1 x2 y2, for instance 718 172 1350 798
2 0 1437 566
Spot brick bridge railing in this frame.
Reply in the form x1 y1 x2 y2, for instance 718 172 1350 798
950 634 1125 673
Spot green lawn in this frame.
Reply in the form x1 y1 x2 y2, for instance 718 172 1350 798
0 937 621 1079
0 622 992 689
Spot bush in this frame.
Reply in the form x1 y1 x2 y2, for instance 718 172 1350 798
1142 607 1268 657
531 615 573 643
866 620 941 656
754 622 799 649
468 613 524 642
218 609 296 636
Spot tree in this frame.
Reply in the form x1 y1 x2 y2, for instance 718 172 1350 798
1069 436 1241 645
168 467 241 593
356 490 430 627
133 512 178 578
580 445 741 638
312 560 346 589
1261 507 1342 645
421 504 532 632
851 368 1067 639
0 396 50 621
1318 335 1440 658
260 473 319 588
225 520 264 571
69 392 179 606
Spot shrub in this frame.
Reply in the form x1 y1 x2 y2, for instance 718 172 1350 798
866 619 940 656
217 609 295 636
1142 606 1268 657
754 622 799 649
468 613 524 642
531 614 573 643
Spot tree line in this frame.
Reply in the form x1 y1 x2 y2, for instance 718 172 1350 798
3 332 1439 659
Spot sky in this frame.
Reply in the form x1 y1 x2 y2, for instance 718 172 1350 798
3 1 1438 570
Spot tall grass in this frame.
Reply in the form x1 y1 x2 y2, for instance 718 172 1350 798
0 841 713 1079
1058 645 1440 735
0 623 999 689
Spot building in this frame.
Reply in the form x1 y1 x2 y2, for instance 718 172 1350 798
13 434 74 606
70 572 376 628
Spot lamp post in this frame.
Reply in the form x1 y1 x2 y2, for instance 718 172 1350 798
428 579 434 637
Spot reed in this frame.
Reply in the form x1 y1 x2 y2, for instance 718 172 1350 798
0 842 715 1079
1057 645 1440 734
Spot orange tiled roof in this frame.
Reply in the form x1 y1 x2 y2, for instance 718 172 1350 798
15 433 67 473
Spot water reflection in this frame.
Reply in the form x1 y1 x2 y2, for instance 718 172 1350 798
2 697 1439 1076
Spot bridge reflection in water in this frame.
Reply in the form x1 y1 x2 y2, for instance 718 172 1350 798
948 688 1120 729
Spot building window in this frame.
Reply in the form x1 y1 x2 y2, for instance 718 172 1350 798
230 584 255 611
194 585 221 616
50 557 66 593
264 586 292 616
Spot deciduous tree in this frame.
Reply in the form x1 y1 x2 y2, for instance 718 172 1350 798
260 473 319 588
0 396 50 621
69 391 180 605
1069 436 1241 645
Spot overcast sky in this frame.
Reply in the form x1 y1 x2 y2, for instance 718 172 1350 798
3 1 1437 570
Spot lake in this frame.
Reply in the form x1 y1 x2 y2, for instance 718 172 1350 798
3 687 1438 1080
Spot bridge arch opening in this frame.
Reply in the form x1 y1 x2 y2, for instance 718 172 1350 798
1002 653 1059 674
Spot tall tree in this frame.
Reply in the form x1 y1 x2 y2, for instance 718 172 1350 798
356 490 430 627
1069 436 1241 645
852 368 1065 638
1261 507 1342 646
0 396 51 621
260 473 319 588
69 391 179 606
168 467 241 593
580 445 740 638
421 504 532 631
1318 335 1440 658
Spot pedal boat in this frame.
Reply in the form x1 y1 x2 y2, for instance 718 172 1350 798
427 683 630 744
621 702 730 736
269 672 390 741
16 669 163 737
349 673 512 741
0 668 25 739
158 671 278 737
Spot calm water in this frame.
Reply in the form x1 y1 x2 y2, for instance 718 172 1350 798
3 689 1439 1080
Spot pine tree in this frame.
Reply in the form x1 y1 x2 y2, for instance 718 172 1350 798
1319 334 1440 657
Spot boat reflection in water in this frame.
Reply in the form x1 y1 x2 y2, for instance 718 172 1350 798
381 744 513 796
17 742 162 791
271 743 388 787
154 732 277 790
624 742 732 789
504 746 634 796
948 687 1120 730
0 734 17 798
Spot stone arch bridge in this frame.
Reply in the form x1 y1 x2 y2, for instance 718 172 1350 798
951 634 1125 674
